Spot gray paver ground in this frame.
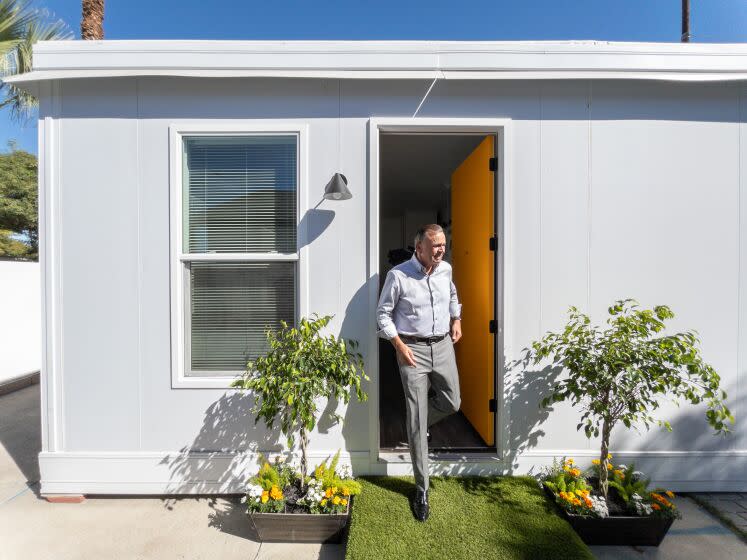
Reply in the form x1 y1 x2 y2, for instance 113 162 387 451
691 492 747 534
0 385 343 560
589 496 746 559
2 384 746 559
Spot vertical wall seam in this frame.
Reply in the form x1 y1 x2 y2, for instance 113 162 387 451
587 81 593 316
56 80 65 451
337 79 342 321
538 83 543 335
136 78 142 450
737 82 743 451
587 80 593 453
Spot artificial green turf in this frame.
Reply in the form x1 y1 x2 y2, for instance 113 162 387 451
345 476 594 560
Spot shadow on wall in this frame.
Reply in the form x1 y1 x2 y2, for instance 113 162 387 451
164 272 373 503
160 392 283 504
298 208 334 249
319 279 373 467
612 379 743 483
503 351 564 474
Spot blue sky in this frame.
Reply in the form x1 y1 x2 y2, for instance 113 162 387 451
2 0 746 153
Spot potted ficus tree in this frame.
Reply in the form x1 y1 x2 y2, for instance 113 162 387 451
528 299 733 546
231 314 368 543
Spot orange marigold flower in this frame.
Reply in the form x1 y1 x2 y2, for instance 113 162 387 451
613 470 624 478
652 503 661 511
342 488 350 496
565 458 575 465
606 463 613 470
584 497 593 508
591 459 600 465
665 491 675 498
569 468 581 477
332 496 341 506
269 485 283 501
607 453 612 460
320 499 327 506
341 499 348 506
325 488 334 498
261 491 269 504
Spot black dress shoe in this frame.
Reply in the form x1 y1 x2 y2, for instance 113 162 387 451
412 489 429 522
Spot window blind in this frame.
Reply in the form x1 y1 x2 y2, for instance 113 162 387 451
184 136 297 254
188 261 296 373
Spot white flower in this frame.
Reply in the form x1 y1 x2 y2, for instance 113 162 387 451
337 464 353 479
631 493 642 502
633 499 653 516
240 496 247 504
589 496 609 518
247 483 264 498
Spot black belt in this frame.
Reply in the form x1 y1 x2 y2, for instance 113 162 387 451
400 334 447 345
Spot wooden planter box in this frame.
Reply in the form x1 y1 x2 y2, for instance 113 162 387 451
248 501 351 543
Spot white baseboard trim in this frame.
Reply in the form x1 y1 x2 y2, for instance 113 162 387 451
38 449 747 494
38 450 371 495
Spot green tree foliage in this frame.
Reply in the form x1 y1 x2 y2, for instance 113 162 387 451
527 299 733 498
231 315 369 482
0 145 36 259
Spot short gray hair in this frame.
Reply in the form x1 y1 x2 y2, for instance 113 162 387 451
414 224 444 247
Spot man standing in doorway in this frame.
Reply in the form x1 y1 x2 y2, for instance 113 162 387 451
376 224 462 522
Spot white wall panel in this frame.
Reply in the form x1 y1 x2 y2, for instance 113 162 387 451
529 82 592 453
589 81 740 453
58 79 140 450
737 84 747 453
42 75 747 491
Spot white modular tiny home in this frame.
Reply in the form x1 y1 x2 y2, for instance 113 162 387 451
9 40 747 495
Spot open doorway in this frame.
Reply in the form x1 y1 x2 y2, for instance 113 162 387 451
378 132 497 452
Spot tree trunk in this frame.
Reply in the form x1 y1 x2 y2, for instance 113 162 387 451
81 0 104 40
299 426 308 486
599 418 612 498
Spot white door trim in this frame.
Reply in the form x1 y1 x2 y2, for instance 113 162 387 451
367 117 513 467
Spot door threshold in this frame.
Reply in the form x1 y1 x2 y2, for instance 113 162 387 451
379 449 500 463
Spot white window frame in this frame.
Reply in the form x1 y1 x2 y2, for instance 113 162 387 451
169 122 309 389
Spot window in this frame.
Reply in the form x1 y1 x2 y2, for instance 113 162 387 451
171 126 306 387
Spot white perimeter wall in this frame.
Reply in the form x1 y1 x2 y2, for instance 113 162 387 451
0 260 40 383
36 77 747 494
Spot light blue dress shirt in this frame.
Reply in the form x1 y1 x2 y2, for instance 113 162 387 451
376 253 462 340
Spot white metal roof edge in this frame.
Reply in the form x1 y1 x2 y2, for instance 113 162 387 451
5 40 747 87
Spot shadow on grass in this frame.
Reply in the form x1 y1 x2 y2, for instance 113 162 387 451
456 475 557 512
359 475 417 500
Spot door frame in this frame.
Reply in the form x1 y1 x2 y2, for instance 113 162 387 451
367 117 513 464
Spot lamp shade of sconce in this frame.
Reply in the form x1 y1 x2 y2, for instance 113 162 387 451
323 173 352 200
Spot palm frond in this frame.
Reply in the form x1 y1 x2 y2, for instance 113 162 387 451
0 7 72 120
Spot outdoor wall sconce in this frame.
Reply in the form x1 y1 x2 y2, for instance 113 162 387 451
323 173 352 200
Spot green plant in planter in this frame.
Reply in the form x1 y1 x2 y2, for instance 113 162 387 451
527 299 733 498
231 314 368 482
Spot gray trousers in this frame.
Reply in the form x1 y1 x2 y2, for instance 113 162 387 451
397 336 461 493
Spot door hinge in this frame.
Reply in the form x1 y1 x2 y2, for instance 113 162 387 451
489 157 497 172
489 234 497 252
489 398 497 413
489 319 497 334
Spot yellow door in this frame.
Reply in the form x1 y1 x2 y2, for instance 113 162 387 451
450 136 495 446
